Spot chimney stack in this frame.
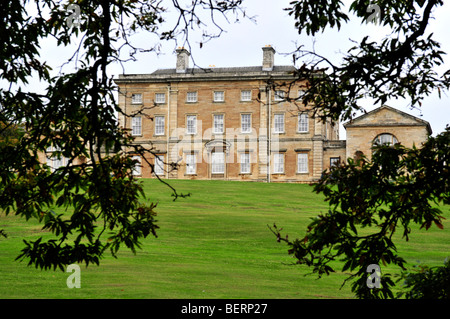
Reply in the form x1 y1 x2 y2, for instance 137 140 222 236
176 47 190 73
262 45 275 71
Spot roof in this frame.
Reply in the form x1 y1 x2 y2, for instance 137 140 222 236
114 65 302 83
343 105 432 135
151 65 296 75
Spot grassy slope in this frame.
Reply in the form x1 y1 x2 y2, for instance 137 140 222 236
0 179 448 299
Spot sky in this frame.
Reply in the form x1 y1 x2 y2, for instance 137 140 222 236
113 0 450 138
19 0 450 137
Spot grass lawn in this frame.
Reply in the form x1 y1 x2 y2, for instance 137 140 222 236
0 179 449 299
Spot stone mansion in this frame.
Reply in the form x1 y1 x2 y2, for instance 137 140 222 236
114 46 432 182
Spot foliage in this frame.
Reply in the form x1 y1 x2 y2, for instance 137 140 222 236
0 0 247 270
284 0 449 121
268 0 450 299
398 258 450 299
271 127 449 298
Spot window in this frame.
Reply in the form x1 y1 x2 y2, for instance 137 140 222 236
186 154 196 174
298 89 306 101
330 157 340 167
213 114 224 134
186 115 197 134
131 116 142 136
241 114 251 133
240 153 250 174
298 113 309 132
155 116 165 135
187 91 197 103
47 156 65 172
297 153 308 173
273 153 284 174
211 152 225 174
132 155 141 176
213 91 224 102
274 114 284 133
241 90 251 101
274 90 285 101
155 93 165 104
46 145 66 172
373 133 398 146
154 155 164 175
131 93 142 104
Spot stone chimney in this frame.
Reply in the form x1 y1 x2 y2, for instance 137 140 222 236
176 47 190 73
262 45 275 71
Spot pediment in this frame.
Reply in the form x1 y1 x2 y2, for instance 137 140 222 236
204 139 231 152
344 105 432 134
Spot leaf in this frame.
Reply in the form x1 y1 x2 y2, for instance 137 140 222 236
434 220 444 230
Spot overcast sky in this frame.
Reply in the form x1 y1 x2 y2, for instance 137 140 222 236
20 0 450 137
114 0 450 137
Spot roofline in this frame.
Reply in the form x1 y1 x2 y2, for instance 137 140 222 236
343 105 432 135
114 66 324 84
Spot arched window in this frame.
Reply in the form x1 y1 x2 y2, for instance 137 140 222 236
373 133 398 146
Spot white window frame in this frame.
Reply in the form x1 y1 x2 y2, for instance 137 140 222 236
186 91 198 103
211 152 225 174
131 93 142 104
132 155 141 176
155 116 165 136
213 114 224 134
186 154 196 175
47 156 66 172
186 115 197 135
274 90 285 101
298 89 306 101
274 114 285 133
273 153 284 174
131 116 142 136
213 91 225 102
241 90 251 101
330 157 340 167
240 153 251 174
374 133 398 146
155 93 165 104
241 114 251 133
154 155 164 176
298 113 309 132
297 153 308 173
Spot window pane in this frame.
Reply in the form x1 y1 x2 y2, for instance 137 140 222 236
211 152 224 174
214 91 224 102
132 156 141 176
213 114 224 134
274 114 284 133
241 90 251 101
298 89 306 100
274 90 285 101
273 153 284 173
330 157 340 167
374 133 398 146
186 115 197 134
155 116 165 135
298 113 309 132
187 92 197 102
132 116 141 136
186 154 196 174
131 93 142 104
240 153 250 173
241 114 251 133
155 155 164 175
155 93 165 103
297 153 308 173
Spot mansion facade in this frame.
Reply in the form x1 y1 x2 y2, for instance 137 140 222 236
114 46 432 182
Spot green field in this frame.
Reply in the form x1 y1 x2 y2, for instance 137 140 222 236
0 179 449 299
